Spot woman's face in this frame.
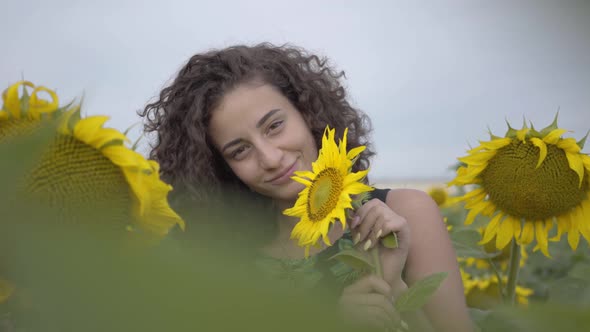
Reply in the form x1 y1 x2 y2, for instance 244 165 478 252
208 82 318 202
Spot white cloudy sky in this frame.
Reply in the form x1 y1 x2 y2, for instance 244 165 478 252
2 0 589 181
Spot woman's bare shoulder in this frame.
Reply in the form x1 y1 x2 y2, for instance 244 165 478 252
383 188 440 218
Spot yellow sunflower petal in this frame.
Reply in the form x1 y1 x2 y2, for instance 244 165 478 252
519 221 535 246
549 215 569 242
465 200 490 225
455 188 485 202
29 85 59 117
542 128 568 144
582 155 590 172
102 145 146 168
578 200 590 243
2 80 34 118
565 152 585 187
293 170 316 180
496 216 518 249
454 164 486 183
464 190 487 209
567 215 580 251
479 213 503 245
292 176 312 186
529 137 547 168
73 115 110 145
535 220 551 257
516 127 529 142
458 150 497 166
346 145 365 161
479 138 512 150
557 138 581 153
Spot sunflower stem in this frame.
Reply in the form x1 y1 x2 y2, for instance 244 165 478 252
371 247 383 279
504 239 521 305
486 258 506 301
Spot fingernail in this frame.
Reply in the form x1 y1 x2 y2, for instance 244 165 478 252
376 229 382 238
363 239 372 251
353 233 361 245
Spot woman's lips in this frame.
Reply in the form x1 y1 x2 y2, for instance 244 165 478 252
268 161 297 185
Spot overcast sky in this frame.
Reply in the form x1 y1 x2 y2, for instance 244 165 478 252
2 0 589 181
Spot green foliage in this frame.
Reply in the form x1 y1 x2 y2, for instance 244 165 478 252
443 190 590 332
394 272 448 313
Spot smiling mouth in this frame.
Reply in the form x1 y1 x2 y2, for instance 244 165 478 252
267 161 297 184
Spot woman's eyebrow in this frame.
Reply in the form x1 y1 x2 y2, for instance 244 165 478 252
221 138 243 153
256 109 281 128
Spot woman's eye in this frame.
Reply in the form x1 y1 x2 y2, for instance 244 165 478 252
230 146 248 159
268 120 283 132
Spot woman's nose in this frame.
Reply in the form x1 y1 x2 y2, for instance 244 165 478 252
257 142 283 169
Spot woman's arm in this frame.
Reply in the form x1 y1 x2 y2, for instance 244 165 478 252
386 189 473 332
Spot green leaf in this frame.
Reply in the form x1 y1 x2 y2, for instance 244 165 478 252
381 233 399 249
451 229 499 259
328 248 374 271
394 272 448 312
351 191 371 210
99 138 125 149
568 262 590 282
468 308 492 332
547 276 590 306
539 111 560 137
577 130 589 149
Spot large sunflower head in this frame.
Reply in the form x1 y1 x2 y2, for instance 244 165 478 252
449 116 590 257
461 269 533 309
1 81 184 237
283 126 374 256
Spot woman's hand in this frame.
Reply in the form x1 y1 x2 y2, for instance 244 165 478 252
349 198 411 287
338 275 401 330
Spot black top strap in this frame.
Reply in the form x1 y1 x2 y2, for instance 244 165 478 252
369 187 390 203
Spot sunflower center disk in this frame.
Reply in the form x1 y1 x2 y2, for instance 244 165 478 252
481 141 589 220
306 168 343 222
0 119 43 142
26 134 133 225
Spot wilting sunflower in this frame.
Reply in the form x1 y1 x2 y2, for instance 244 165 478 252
449 117 590 257
283 126 373 256
1 81 184 236
461 269 533 309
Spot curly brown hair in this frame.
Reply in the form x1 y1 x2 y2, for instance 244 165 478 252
139 43 375 208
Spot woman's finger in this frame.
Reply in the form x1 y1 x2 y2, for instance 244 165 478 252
340 292 401 324
342 275 392 296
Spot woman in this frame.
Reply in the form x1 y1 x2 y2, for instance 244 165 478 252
140 43 473 331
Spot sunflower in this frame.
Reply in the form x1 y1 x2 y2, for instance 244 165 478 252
0 81 61 140
461 269 533 309
1 81 184 236
449 117 590 257
428 186 449 207
283 126 373 256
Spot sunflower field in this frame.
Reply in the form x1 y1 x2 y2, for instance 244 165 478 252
1 81 590 332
